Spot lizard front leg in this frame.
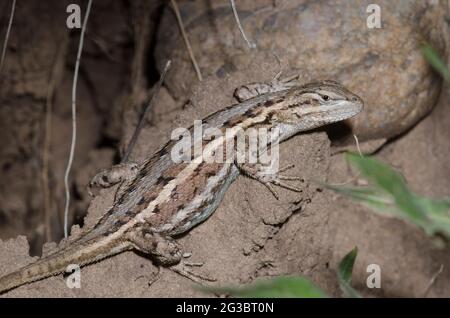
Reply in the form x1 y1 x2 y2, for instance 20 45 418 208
88 162 139 200
234 73 300 101
237 162 303 200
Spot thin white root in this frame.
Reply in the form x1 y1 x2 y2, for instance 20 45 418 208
0 0 17 74
230 0 256 49
64 0 93 238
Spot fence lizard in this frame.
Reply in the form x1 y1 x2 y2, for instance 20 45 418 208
0 76 363 294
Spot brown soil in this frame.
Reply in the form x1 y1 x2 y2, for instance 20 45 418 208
0 0 449 297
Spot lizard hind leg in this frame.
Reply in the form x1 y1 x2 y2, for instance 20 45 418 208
127 229 182 266
127 229 216 284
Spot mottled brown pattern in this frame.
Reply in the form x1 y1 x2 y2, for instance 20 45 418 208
147 163 224 229
222 115 247 129
195 162 223 178
178 163 221 202
264 99 275 106
146 201 179 229
136 182 165 211
139 145 170 177
243 105 264 118
177 164 230 230
108 180 168 232
113 214 134 228
97 179 164 230
223 105 266 128
161 163 188 179
288 99 311 108
251 112 275 127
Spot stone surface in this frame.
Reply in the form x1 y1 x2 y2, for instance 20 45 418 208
155 0 447 140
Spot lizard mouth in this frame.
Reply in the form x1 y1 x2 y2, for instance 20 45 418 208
323 99 364 122
295 99 363 122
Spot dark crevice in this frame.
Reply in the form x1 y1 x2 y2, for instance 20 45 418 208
145 3 166 87
95 134 122 164
325 121 354 145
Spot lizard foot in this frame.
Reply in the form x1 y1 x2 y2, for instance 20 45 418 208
234 73 300 102
238 162 303 200
170 261 216 284
128 229 216 284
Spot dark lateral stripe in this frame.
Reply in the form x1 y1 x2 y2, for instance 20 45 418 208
244 109 255 117
156 175 175 185
264 99 275 106
287 99 312 108
176 173 228 230
138 196 148 206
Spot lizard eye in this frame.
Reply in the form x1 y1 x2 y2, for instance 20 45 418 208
322 95 329 101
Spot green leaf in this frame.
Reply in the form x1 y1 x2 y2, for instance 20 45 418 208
199 276 328 298
346 153 428 226
337 247 361 298
325 154 450 240
415 196 450 235
421 43 450 84
325 184 398 216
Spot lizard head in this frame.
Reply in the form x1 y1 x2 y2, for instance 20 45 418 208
273 80 363 139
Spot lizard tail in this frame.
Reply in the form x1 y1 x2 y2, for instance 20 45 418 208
0 248 79 294
0 238 130 294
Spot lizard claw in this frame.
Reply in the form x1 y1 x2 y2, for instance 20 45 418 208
170 262 216 284
238 162 304 199
261 177 303 200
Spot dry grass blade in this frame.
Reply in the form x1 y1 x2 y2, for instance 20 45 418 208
122 60 172 163
170 0 203 81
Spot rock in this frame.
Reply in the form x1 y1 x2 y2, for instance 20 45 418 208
155 0 448 141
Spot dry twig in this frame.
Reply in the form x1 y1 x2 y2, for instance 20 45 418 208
170 0 203 81
42 45 66 242
122 60 172 163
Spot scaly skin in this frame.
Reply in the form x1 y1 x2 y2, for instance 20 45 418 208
0 79 363 294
